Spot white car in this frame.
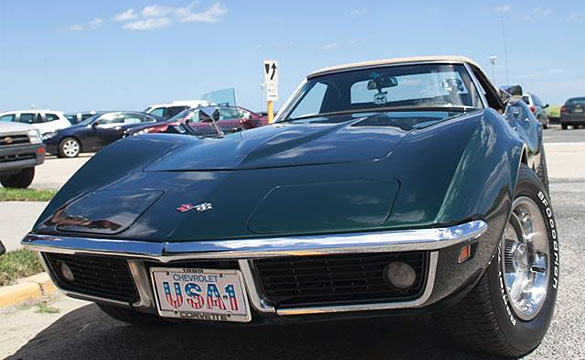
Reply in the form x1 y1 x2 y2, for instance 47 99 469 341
0 110 71 134
144 100 209 119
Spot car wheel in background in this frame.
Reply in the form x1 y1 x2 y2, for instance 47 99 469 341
97 304 176 327
561 123 567 130
59 137 81 158
0 167 35 188
438 165 559 358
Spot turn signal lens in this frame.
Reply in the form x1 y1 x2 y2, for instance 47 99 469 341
458 244 472 263
60 262 75 282
385 262 416 289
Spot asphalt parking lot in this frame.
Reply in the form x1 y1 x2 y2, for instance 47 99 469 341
1 126 584 359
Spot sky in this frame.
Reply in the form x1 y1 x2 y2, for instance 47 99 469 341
0 0 584 113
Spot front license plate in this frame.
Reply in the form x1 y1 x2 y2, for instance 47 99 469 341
150 267 251 322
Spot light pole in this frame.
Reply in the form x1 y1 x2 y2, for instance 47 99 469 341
489 56 497 85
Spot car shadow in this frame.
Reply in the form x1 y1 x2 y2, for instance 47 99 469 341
8 303 509 360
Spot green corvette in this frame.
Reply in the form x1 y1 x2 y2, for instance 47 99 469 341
23 56 558 358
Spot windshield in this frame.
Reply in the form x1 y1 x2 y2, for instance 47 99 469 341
279 63 482 122
202 88 237 107
567 97 585 106
78 113 101 126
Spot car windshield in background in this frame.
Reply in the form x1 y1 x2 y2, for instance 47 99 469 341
280 63 482 122
567 97 585 106
202 88 237 107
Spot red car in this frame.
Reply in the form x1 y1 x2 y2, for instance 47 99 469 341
125 106 267 137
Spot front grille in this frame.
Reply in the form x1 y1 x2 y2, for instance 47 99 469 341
43 253 138 303
255 252 428 307
0 134 30 146
0 153 35 163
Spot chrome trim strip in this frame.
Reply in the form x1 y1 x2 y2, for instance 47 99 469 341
127 260 154 308
276 251 439 315
22 220 487 261
238 260 276 313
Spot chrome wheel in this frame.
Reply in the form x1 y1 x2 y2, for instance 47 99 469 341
501 196 550 321
62 139 80 157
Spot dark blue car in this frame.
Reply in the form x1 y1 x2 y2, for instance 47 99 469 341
43 112 163 158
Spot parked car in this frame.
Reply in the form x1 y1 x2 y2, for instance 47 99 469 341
65 111 101 125
522 93 550 128
560 96 585 129
22 56 557 358
126 105 268 137
0 122 45 188
43 111 164 158
0 110 71 135
144 100 209 119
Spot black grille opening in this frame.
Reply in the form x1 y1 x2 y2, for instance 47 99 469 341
0 134 30 146
43 253 138 303
0 153 35 163
254 252 428 307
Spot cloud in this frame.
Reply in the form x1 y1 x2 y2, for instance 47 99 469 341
495 5 511 13
322 40 358 50
116 3 227 30
180 3 227 23
113 9 138 22
568 12 579 22
122 17 171 31
88 18 103 30
69 24 84 31
350 8 368 16
523 7 551 21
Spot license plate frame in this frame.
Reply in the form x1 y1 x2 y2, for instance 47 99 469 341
150 267 252 323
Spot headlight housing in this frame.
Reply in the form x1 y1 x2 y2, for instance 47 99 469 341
42 132 57 141
28 129 43 144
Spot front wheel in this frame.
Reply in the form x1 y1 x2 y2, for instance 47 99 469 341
440 165 559 358
0 167 35 188
58 137 81 158
561 123 568 130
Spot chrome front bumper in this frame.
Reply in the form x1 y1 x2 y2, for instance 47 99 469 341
22 220 487 317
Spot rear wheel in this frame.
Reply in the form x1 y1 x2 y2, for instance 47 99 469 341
58 137 81 158
561 123 568 130
97 303 175 327
439 165 559 358
0 167 35 188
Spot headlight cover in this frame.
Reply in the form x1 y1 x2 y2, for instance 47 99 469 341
28 129 43 144
42 131 57 141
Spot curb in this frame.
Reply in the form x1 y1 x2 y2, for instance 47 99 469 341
0 272 57 309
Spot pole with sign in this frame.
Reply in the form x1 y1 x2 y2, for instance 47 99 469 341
263 60 278 124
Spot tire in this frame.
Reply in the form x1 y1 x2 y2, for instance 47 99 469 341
536 145 550 195
97 303 175 327
0 167 35 188
561 123 567 130
58 137 81 158
439 165 559 358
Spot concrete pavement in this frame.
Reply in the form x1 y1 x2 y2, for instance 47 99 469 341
0 202 48 252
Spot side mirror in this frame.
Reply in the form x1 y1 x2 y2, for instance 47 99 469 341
498 89 512 107
199 107 220 122
544 104 550 109
91 121 100 128
0 240 5 256
500 84 523 97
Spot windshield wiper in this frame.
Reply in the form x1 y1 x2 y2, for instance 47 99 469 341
281 105 478 122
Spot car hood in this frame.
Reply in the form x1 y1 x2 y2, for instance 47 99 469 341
145 118 409 171
0 122 34 134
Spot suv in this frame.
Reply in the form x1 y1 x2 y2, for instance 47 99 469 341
521 93 550 128
65 111 101 125
0 122 45 188
144 100 209 119
0 110 71 134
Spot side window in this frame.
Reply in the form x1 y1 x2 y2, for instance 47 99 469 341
81 114 94 121
18 113 36 124
288 82 328 119
0 114 15 122
45 113 60 122
149 108 166 118
168 106 186 117
96 113 124 125
471 67 503 111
